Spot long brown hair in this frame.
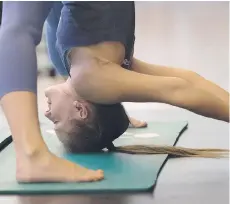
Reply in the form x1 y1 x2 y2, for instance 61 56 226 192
113 145 229 158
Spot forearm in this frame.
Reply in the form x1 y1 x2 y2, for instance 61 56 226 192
133 60 229 121
168 84 229 122
155 63 229 105
142 75 229 122
194 77 229 105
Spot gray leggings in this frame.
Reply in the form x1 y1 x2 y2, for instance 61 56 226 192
0 2 53 98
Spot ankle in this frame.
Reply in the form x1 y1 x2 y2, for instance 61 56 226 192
15 141 49 160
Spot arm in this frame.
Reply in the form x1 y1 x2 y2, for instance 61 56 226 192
131 58 229 105
71 57 229 122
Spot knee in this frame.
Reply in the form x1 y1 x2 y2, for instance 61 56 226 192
1 21 43 46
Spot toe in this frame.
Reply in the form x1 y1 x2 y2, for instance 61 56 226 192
141 121 148 127
83 170 104 182
129 119 148 128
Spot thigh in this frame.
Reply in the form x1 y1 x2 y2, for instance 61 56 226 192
46 2 62 27
2 2 53 28
0 2 53 98
46 2 68 76
1 2 53 45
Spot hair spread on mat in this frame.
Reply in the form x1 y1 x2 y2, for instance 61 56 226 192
56 103 229 158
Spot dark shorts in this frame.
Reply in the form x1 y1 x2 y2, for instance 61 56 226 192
56 1 135 72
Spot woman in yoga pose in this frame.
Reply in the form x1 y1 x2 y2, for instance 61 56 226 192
0 2 228 183
44 2 229 156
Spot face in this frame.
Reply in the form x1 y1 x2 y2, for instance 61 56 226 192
44 82 89 133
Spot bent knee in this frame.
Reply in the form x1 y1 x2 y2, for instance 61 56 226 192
1 22 43 46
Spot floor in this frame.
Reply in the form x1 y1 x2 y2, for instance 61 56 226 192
0 1 229 204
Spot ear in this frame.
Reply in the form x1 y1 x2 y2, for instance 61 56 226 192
73 100 88 119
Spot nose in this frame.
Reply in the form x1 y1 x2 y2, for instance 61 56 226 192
44 87 51 98
45 85 58 97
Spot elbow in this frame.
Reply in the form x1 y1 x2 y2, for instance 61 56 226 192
186 70 204 84
163 77 193 105
171 77 192 93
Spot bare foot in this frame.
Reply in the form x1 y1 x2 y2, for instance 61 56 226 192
16 150 104 183
128 117 147 128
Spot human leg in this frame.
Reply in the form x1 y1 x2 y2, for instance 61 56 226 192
0 1 103 182
45 2 69 77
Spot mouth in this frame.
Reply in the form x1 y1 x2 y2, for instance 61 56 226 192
44 97 59 125
44 98 52 119
44 103 59 125
45 101 51 113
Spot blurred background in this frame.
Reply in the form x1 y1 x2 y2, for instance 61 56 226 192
0 1 229 112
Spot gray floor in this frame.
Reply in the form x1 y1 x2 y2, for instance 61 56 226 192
0 1 229 204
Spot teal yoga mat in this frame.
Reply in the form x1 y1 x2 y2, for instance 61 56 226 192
0 121 187 194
